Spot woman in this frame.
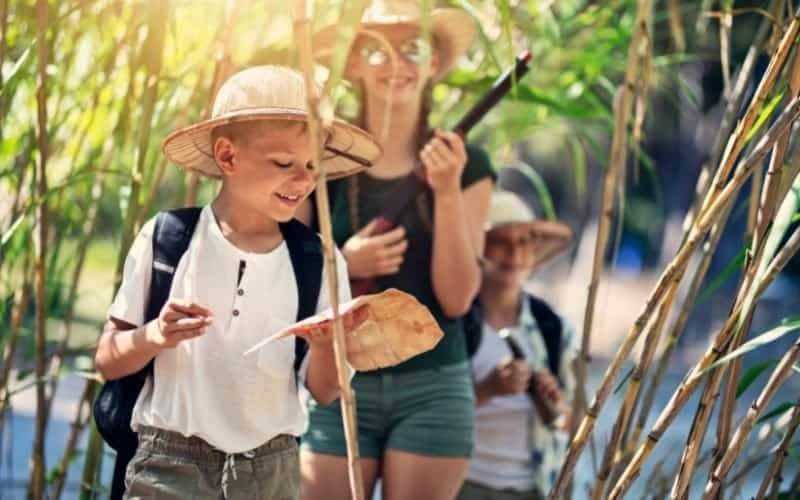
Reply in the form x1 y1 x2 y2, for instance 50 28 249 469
299 2 495 499
459 190 577 500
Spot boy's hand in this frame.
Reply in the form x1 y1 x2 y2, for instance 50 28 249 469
342 220 407 279
485 359 532 397
298 304 370 347
148 299 213 349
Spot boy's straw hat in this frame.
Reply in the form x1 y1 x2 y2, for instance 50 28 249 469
486 191 574 269
313 0 476 82
162 66 382 180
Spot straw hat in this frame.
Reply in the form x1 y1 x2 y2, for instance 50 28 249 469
246 289 443 372
162 66 382 180
313 0 477 82
486 190 574 269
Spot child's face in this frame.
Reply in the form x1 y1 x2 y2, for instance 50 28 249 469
482 225 540 288
351 24 440 106
216 121 317 222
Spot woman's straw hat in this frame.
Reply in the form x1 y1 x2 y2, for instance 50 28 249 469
486 190 574 269
313 0 476 82
162 66 382 180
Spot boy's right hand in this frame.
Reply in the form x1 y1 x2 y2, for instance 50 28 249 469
342 219 408 279
485 359 532 397
147 299 213 349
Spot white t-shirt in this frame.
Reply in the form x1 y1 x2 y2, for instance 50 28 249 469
467 297 577 493
108 205 350 453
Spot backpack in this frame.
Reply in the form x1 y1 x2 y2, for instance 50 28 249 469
463 294 563 380
93 207 323 500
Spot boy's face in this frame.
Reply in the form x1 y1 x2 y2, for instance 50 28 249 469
482 225 540 288
214 121 317 222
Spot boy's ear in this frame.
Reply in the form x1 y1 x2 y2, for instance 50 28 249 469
214 136 236 175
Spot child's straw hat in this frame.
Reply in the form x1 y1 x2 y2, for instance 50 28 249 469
313 0 476 82
162 66 382 180
486 191 574 270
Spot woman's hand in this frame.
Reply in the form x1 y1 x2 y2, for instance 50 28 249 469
420 129 467 195
342 219 408 279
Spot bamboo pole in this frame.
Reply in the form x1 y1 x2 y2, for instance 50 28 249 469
292 2 364 499
567 1 652 486
609 200 800 498
553 94 800 500
703 49 800 497
29 0 49 497
755 400 800 499
49 381 96 500
666 0 685 52
592 286 674 499
0 257 32 435
702 337 800 499
698 9 800 220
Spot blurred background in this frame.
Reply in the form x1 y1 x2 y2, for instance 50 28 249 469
1 0 799 498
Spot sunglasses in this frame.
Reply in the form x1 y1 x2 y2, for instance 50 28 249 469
358 37 433 67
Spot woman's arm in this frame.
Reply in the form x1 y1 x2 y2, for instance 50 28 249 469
431 177 492 316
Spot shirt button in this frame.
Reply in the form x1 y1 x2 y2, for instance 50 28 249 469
238 289 244 296
233 309 240 317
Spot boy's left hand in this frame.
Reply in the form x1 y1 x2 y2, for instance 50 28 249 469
297 304 370 347
533 370 562 404
421 129 466 195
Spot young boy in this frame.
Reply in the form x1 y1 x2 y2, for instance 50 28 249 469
94 66 380 499
459 190 577 500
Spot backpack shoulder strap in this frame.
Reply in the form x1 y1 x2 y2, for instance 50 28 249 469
527 294 563 378
144 207 203 323
279 219 323 373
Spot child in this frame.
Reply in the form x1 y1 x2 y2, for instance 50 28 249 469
93 65 380 500
458 190 577 500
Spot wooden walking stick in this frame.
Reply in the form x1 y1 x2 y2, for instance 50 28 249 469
292 2 365 499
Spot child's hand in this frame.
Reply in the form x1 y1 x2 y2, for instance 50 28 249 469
485 359 532 397
148 299 213 349
298 304 370 347
420 129 467 196
532 370 561 404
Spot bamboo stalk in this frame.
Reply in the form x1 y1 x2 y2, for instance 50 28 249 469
292 2 364 499
609 200 800 499
666 0 685 52
28 0 49 497
49 380 96 500
592 286 674 499
756 400 800 499
702 337 800 499
567 0 652 484
554 95 800 500
43 172 105 422
0 257 32 435
719 4 732 99
115 3 168 280
698 9 800 220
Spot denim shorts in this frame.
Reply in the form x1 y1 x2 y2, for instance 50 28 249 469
124 426 299 500
302 361 475 458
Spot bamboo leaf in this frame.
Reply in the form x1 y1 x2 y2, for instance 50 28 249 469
508 163 557 219
696 245 747 305
705 318 800 372
744 90 786 143
736 358 778 399
757 402 797 424
0 43 34 99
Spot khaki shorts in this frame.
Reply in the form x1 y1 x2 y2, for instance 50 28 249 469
124 426 299 500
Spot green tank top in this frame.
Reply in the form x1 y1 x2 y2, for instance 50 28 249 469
329 144 495 373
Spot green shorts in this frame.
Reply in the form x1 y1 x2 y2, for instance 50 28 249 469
302 361 475 458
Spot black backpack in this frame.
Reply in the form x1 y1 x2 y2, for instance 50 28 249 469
93 207 323 500
463 294 563 380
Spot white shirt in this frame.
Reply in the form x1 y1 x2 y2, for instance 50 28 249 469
108 205 350 453
468 297 577 493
